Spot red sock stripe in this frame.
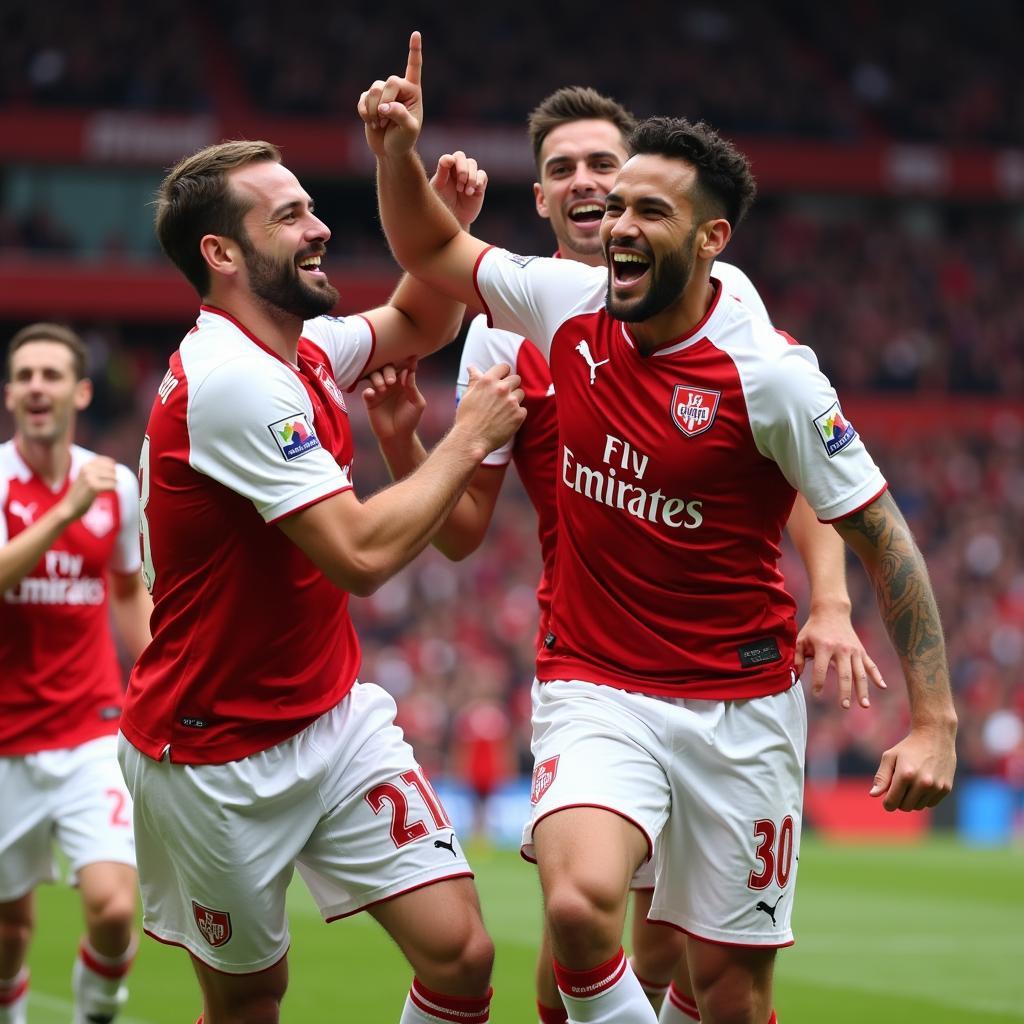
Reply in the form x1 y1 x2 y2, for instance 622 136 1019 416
195 1017 204 1024
667 982 700 1021
768 1013 777 1024
79 942 134 980
553 947 627 999
537 1000 569 1024
409 978 492 1023
0 972 29 1006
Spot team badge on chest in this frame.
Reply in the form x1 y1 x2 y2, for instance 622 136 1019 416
671 385 721 437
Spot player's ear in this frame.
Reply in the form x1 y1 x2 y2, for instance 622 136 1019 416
534 181 551 220
73 376 93 412
697 218 731 261
200 234 243 280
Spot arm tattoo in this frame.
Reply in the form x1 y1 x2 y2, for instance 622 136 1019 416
836 492 950 706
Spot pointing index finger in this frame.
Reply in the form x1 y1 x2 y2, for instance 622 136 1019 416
406 30 423 86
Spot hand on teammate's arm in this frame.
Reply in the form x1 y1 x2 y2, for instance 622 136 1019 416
359 31 490 308
282 363 524 595
0 457 115 592
787 493 884 708
833 491 957 811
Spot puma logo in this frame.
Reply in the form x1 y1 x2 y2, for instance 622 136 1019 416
754 893 785 927
9 500 37 526
575 340 609 384
433 834 458 858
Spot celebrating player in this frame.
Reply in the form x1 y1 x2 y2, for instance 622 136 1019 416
362 84 883 1024
1 322 151 1024
117 121 525 1024
360 34 956 1024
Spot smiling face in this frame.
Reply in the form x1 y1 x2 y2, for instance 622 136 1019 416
227 161 339 319
5 340 90 447
534 119 628 263
601 153 707 323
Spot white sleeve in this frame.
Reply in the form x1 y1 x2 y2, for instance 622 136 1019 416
188 356 351 523
714 261 771 324
110 463 141 574
300 314 375 390
473 247 604 360
455 315 525 467
746 342 887 522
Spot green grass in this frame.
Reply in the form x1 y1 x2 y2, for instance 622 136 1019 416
24 836 1024 1022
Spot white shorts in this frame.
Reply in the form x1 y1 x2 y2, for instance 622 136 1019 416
118 682 472 974
524 679 806 947
0 734 136 901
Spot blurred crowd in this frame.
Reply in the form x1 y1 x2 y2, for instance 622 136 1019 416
4 0 1022 144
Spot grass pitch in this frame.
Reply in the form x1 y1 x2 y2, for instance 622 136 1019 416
25 835 1024 1022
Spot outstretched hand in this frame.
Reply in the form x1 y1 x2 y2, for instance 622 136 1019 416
359 31 424 157
361 360 426 445
795 603 885 709
431 151 489 228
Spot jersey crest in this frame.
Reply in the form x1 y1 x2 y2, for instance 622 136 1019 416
671 385 721 437
81 494 116 538
192 901 232 947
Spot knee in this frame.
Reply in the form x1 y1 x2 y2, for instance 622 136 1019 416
543 877 623 956
82 888 135 939
690 960 772 1024
421 918 495 994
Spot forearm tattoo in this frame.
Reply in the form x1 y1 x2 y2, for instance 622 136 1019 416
836 492 950 703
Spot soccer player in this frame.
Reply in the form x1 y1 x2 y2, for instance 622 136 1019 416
360 36 957 1024
362 85 882 1024
0 323 151 1024
116 122 525 1024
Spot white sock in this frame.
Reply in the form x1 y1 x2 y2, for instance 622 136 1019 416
0 969 29 1024
399 978 491 1023
554 948 658 1023
72 937 136 1024
658 982 701 1022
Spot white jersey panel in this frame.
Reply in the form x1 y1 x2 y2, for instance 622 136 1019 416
713 261 770 324
456 315 526 467
111 462 141 574
181 340 350 524
723 308 886 521
300 315 375 390
475 248 605 359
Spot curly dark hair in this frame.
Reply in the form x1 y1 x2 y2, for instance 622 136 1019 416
628 116 756 228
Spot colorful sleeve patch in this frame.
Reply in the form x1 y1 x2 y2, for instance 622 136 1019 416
813 402 857 457
268 413 321 461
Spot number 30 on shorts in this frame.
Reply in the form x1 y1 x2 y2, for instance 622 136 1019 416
365 769 452 849
747 816 795 890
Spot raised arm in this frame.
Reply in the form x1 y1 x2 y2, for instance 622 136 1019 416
833 491 956 811
358 31 490 307
0 457 116 592
787 492 884 708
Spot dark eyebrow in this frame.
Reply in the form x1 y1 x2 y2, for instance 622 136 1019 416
543 150 620 173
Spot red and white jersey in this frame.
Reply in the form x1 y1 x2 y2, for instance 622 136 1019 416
0 441 140 754
457 260 769 650
474 248 886 699
121 306 375 765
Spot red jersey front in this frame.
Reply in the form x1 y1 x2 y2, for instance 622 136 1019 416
121 307 376 764
0 441 140 754
475 249 887 700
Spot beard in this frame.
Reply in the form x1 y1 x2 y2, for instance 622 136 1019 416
244 247 339 321
604 226 697 323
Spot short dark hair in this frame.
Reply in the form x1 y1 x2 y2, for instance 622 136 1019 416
628 117 756 228
528 87 635 169
6 322 87 380
155 140 281 296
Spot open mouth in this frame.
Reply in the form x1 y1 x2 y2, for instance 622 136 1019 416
611 250 651 288
568 202 604 227
297 253 325 276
